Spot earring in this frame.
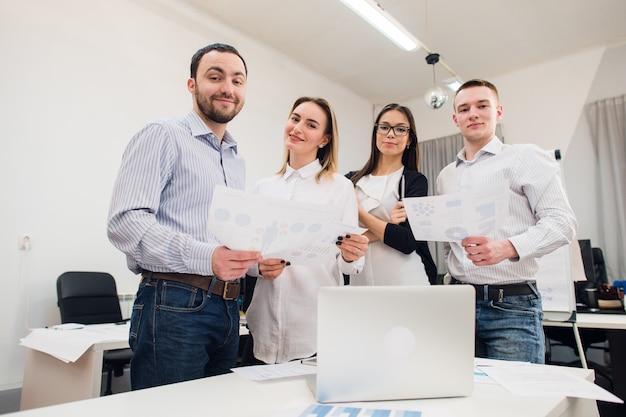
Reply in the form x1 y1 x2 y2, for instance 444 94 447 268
319 145 324 148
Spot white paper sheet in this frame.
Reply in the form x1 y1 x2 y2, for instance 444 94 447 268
208 186 365 265
403 181 509 242
231 362 317 381
482 363 623 403
19 323 130 363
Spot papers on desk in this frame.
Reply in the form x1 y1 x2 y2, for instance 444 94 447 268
232 362 316 381
403 181 509 241
19 323 130 363
273 399 452 417
208 186 365 266
476 358 623 404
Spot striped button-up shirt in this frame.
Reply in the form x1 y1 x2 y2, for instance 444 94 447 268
436 136 578 285
107 110 245 276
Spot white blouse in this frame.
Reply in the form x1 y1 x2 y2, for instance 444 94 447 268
351 167 429 286
246 160 364 364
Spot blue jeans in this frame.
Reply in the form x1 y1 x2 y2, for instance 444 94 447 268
129 276 240 390
474 282 545 364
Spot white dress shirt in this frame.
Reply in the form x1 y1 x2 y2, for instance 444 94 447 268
351 167 429 286
436 136 577 285
246 160 363 364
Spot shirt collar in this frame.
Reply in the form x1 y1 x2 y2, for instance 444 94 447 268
456 136 503 165
184 110 238 153
283 159 322 180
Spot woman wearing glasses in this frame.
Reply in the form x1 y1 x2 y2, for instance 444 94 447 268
346 103 436 286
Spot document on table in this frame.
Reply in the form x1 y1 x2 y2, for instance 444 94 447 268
231 362 316 381
403 181 509 242
208 186 365 266
19 322 130 363
481 363 623 403
273 399 452 417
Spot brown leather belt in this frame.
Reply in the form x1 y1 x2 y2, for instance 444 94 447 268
450 277 536 302
141 270 240 300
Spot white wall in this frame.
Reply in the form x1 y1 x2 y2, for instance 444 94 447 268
0 0 372 389
2 0 624 390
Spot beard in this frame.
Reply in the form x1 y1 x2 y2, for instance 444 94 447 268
195 91 243 124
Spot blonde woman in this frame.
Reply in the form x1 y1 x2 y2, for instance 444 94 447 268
246 97 368 364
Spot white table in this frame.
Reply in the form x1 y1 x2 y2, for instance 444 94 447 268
20 331 129 410
545 312 626 330
10 365 598 417
19 323 250 410
575 311 626 330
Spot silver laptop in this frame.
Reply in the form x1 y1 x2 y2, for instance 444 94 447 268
313 285 475 403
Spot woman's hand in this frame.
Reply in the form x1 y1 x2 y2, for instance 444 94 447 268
389 201 407 224
336 234 369 263
258 258 290 280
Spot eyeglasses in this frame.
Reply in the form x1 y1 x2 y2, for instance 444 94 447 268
375 124 410 136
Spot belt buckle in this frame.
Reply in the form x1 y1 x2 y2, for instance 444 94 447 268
222 282 236 301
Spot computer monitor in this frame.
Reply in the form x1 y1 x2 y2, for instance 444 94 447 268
578 239 595 284
575 239 596 307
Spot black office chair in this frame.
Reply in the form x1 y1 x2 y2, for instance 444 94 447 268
56 271 132 395
592 247 608 286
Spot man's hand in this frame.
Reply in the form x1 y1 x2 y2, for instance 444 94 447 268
461 236 518 266
212 246 261 280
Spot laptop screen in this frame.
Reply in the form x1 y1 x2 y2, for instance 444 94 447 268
315 285 475 403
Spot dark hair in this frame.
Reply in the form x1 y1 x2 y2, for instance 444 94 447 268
453 79 499 110
350 103 420 186
278 96 339 182
189 43 247 79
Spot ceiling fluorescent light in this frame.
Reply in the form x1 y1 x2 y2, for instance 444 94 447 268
340 0 420 52
443 77 463 92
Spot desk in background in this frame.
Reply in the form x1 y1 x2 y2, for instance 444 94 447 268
19 323 250 410
10 365 598 417
20 325 129 410
543 311 626 405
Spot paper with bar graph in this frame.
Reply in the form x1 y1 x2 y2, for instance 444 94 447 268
272 400 451 417
403 181 509 242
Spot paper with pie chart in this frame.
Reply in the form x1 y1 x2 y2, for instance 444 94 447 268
403 181 509 242
207 186 365 266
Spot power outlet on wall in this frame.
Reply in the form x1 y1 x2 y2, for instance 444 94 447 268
18 235 31 251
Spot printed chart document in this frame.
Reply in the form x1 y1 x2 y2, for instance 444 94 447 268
403 181 509 242
272 400 452 417
208 186 364 265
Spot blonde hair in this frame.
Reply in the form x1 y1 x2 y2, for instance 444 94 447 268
277 96 339 182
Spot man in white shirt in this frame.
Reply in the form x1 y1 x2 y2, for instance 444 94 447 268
437 79 577 363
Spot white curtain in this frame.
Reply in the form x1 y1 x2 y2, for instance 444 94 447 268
586 95 626 283
419 125 503 276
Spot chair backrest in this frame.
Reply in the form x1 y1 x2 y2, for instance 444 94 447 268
56 271 123 324
592 247 609 285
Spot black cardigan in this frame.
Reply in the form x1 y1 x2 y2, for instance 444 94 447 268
346 168 438 284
